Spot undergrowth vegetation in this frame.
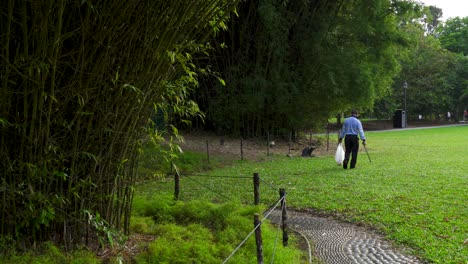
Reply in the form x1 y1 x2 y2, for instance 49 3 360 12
1 193 304 263
0 243 100 264
130 195 304 263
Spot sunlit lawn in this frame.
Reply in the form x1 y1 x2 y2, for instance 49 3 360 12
147 125 468 263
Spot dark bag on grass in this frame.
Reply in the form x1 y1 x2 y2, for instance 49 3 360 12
301 146 315 157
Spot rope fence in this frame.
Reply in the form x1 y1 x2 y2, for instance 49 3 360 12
222 194 287 264
164 171 290 263
182 174 233 202
173 172 255 202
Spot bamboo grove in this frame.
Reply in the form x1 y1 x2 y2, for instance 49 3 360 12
0 0 238 249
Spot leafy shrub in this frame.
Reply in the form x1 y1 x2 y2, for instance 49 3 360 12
130 216 158 234
136 223 219 264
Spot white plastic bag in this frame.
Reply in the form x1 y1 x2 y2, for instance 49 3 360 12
335 143 345 165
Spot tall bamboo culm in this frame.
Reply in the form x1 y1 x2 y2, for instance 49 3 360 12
0 0 239 250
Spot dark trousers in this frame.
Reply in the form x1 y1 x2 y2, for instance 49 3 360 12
344 135 359 168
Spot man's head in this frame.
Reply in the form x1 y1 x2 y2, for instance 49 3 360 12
351 109 358 116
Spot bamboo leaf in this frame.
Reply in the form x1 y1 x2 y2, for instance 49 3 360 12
216 76 226 86
122 84 144 95
0 118 10 127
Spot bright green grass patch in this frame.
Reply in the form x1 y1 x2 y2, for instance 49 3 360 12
131 195 304 263
0 242 100 264
147 126 467 263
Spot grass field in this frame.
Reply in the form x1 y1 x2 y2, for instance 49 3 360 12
146 125 468 263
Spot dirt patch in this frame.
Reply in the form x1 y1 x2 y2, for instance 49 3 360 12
180 131 335 162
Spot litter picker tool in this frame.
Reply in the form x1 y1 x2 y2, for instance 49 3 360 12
363 144 371 163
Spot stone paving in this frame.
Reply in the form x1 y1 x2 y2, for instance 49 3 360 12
268 210 425 264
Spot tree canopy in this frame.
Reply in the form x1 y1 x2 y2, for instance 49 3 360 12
194 0 413 137
437 17 468 56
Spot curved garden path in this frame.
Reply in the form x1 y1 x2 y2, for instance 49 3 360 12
268 210 425 264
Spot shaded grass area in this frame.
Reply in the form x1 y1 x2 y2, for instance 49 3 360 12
148 126 467 263
129 194 304 263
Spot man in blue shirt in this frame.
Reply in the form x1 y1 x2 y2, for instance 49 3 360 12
338 110 366 169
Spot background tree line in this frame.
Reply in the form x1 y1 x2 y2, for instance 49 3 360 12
192 0 468 137
373 5 468 122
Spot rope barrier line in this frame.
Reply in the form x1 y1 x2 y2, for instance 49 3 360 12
221 217 262 264
134 176 174 186
203 133 328 140
263 196 284 223
270 212 282 264
181 174 255 200
180 173 251 179
222 196 285 264
259 177 280 192
263 201 279 216
183 175 233 202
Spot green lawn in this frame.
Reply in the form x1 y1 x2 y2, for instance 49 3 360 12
148 125 468 263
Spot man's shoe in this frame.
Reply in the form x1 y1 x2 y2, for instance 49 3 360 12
343 160 348 169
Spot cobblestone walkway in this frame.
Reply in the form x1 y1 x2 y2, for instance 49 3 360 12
268 210 425 264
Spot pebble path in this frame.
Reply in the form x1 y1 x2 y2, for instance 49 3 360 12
268 210 425 264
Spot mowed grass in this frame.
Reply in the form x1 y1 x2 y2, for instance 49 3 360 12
148 125 468 263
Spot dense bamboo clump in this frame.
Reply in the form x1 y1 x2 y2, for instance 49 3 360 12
0 0 238 249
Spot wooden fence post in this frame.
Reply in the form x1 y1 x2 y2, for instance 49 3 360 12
253 173 260 205
267 132 270 157
174 171 180 200
280 188 288 246
254 213 264 264
288 131 292 155
240 138 244 161
206 139 210 163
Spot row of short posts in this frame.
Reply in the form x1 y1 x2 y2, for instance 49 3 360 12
204 130 335 163
204 132 297 162
174 172 287 264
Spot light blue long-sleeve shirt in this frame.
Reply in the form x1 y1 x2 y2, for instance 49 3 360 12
339 116 366 140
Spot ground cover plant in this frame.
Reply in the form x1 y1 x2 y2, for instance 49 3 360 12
0 243 100 264
129 194 304 263
148 126 468 263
